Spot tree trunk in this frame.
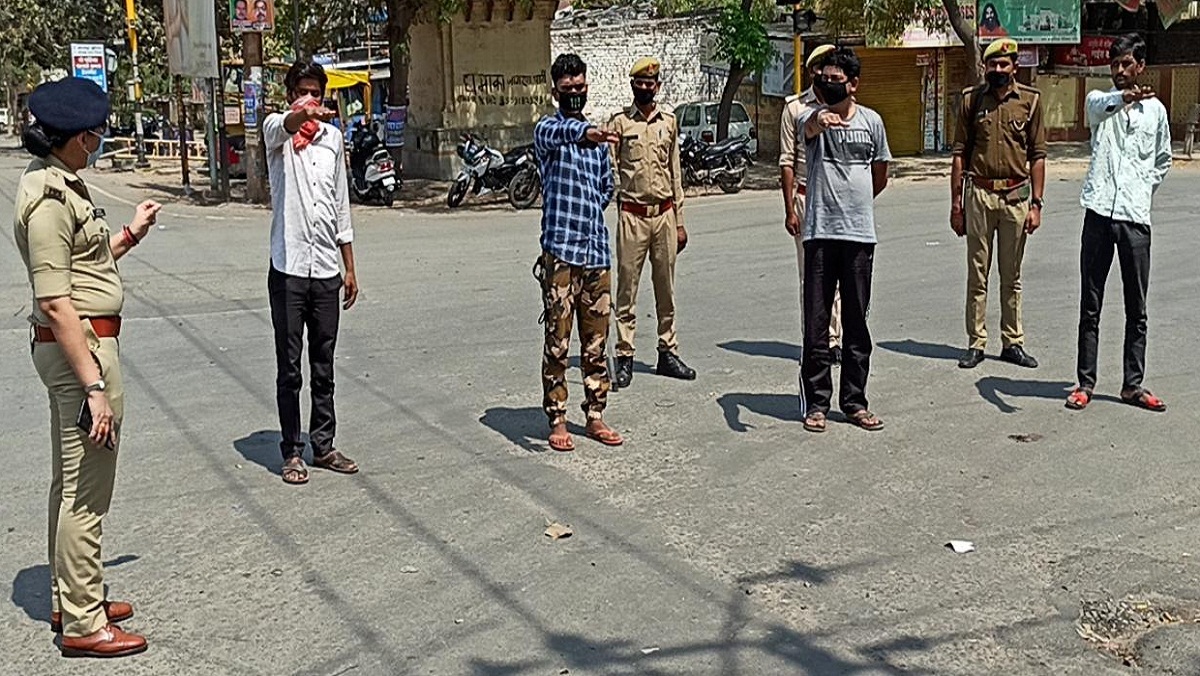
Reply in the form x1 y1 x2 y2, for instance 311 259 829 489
385 0 415 106
716 64 748 142
944 0 981 81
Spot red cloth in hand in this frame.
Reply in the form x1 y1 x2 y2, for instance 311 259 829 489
291 95 321 152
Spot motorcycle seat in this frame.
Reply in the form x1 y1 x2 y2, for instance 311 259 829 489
708 136 747 154
503 145 533 164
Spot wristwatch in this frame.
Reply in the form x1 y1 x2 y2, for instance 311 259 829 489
1031 197 1044 210
85 379 106 394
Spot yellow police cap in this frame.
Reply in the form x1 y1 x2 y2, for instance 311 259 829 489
630 57 661 79
805 44 835 70
983 38 1019 61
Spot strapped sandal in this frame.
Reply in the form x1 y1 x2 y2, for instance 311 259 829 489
549 432 575 452
803 411 827 433
282 458 309 485
1065 388 1091 410
312 450 360 474
848 410 885 431
585 423 624 447
1121 388 1167 413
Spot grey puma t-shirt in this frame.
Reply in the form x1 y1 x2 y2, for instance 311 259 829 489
798 105 891 243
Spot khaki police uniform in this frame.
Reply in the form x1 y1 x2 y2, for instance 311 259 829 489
953 79 1046 350
609 102 685 358
14 155 126 638
779 87 842 348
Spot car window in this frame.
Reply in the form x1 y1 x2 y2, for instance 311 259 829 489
730 104 750 123
680 105 701 127
704 104 719 124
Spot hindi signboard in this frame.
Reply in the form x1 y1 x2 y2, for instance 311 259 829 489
978 0 1080 45
70 43 108 93
1051 36 1115 76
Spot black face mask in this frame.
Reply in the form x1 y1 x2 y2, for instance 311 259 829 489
558 91 587 115
632 86 656 106
815 79 850 106
985 71 1012 89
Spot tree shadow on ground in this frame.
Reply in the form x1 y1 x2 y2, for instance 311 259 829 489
718 340 800 362
976 377 1075 413
717 393 802 432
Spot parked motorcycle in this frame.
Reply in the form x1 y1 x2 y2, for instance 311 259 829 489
348 119 399 207
447 133 540 210
679 133 753 194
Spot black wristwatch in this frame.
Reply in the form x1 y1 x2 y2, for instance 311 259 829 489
1031 197 1044 210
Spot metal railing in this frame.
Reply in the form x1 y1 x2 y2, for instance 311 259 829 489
102 136 208 163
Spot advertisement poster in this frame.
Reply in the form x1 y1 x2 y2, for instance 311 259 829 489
977 0 1080 44
243 82 260 128
1051 36 1115 76
870 0 975 48
70 43 108 93
164 0 219 78
230 0 275 33
384 106 407 148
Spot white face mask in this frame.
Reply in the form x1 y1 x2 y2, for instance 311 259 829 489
85 130 104 167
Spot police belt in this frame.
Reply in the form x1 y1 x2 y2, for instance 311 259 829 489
620 199 675 218
970 175 1029 193
33 316 122 343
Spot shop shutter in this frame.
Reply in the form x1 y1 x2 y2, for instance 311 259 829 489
853 48 927 156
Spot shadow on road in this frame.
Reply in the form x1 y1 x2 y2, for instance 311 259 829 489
233 430 299 476
976 377 1074 413
718 340 800 362
717 393 802 432
877 339 962 361
480 406 589 454
11 555 140 626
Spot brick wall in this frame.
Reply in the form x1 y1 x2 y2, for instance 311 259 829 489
550 15 718 122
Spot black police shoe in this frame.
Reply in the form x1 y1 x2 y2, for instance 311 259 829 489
1000 345 1039 369
958 348 985 369
657 352 697 380
614 356 634 389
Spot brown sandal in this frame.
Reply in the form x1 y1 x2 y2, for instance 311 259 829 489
848 410 885 431
312 450 359 474
1121 388 1166 412
282 458 309 485
803 411 827 433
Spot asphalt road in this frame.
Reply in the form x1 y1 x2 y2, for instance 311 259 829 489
1 151 1199 675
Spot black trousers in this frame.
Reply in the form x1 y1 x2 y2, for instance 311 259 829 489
1076 210 1151 392
268 265 342 460
801 239 875 416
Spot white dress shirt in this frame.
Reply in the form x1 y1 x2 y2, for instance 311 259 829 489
1080 88 1172 226
264 113 353 279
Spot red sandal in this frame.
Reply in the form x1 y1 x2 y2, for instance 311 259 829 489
1065 388 1091 410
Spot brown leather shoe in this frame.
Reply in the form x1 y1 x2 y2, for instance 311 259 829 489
60 624 147 658
51 601 134 633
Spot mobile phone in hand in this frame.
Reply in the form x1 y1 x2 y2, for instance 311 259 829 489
76 400 116 450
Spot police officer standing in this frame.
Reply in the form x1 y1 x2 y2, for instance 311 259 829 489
780 43 842 363
610 57 695 388
14 78 161 658
950 38 1046 370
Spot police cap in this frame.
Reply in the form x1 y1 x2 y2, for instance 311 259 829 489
630 57 661 79
28 77 110 134
983 38 1019 62
805 44 835 70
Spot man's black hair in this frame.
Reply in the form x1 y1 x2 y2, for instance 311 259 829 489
820 46 861 80
284 61 328 95
1110 33 1147 63
551 53 587 86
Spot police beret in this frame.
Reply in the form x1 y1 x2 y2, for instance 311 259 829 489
28 77 110 133
630 57 661 79
983 38 1019 61
805 44 835 70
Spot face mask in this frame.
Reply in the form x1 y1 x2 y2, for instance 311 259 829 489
632 86 655 106
985 71 1012 89
558 91 587 115
84 132 103 167
815 79 850 106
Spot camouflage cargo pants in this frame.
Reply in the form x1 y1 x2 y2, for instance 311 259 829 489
537 252 611 425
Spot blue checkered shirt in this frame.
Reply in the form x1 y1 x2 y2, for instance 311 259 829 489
535 112 614 269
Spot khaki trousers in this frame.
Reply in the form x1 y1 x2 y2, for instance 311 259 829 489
965 183 1029 350
32 328 123 638
793 192 841 347
615 208 678 357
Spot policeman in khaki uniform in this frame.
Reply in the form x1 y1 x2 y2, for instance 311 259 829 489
950 38 1047 370
780 43 843 363
609 57 695 388
14 78 161 658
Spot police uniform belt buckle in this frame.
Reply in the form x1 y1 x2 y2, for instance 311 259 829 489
33 316 122 343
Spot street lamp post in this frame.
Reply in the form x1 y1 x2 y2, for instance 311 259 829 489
124 0 150 168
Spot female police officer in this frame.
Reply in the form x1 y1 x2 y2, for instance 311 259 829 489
15 77 161 657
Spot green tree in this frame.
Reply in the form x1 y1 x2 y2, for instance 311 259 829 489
711 0 775 141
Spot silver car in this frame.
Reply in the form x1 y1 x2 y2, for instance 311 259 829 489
673 101 758 156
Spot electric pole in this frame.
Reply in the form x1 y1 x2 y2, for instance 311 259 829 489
124 0 150 168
